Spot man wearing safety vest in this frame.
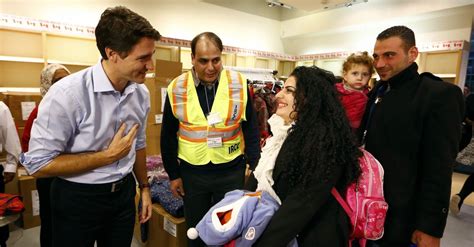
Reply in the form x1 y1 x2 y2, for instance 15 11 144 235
161 32 261 247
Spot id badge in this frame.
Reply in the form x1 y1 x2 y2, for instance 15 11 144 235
207 136 223 148
207 112 222 126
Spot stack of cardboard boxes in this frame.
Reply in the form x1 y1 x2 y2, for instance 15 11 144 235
1 92 42 229
144 59 183 155
0 91 42 139
17 168 40 229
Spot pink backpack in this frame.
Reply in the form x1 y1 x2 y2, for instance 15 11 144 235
331 148 388 247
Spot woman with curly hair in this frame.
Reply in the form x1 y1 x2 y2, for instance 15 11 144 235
246 66 361 246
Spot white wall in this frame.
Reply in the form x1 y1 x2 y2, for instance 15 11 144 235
1 0 473 55
0 0 285 53
281 0 474 54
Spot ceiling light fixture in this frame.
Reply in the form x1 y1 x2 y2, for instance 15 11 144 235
266 0 293 10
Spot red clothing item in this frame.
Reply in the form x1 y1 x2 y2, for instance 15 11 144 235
21 106 38 152
335 82 369 130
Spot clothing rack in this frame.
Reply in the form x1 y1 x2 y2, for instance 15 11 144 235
225 66 277 82
224 66 283 93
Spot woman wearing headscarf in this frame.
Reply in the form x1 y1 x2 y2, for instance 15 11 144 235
22 63 70 247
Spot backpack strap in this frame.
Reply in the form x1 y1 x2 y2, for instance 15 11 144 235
330 187 353 216
331 188 357 247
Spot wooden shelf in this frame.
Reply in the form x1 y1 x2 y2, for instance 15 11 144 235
0 56 44 63
0 61 44 87
0 29 43 58
419 50 463 85
0 87 40 93
45 34 99 65
46 59 94 67
0 28 103 87
434 73 456 78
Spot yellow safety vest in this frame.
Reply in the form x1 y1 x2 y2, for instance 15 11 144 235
167 69 247 165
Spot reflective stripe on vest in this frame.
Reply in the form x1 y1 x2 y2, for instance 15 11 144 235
170 70 245 142
171 74 189 123
178 123 242 142
225 70 244 126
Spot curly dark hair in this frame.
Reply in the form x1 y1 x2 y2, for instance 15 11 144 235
95 6 161 60
278 66 361 188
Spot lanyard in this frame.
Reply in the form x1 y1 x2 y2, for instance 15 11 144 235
204 84 216 114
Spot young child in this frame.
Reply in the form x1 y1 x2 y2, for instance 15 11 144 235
336 52 374 131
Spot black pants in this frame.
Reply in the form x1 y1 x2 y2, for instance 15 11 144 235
180 162 246 247
459 174 474 204
37 177 54 247
50 174 136 247
0 166 9 247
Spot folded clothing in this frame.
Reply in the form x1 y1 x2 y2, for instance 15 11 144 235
150 179 184 217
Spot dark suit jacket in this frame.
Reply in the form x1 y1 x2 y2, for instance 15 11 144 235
359 63 464 246
246 141 349 247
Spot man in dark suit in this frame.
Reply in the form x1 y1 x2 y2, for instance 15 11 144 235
360 26 464 247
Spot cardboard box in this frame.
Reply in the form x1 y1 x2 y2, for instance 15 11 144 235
147 203 187 247
145 59 182 155
0 92 41 128
17 171 41 229
155 59 183 79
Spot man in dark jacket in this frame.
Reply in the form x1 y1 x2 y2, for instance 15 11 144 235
359 26 464 247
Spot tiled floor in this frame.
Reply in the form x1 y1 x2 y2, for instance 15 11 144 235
6 172 474 247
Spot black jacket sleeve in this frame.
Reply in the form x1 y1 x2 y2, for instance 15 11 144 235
254 166 343 246
160 95 180 180
415 83 464 237
242 88 261 170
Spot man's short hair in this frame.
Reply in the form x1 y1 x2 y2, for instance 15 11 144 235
376 26 416 52
191 32 223 55
95 6 161 60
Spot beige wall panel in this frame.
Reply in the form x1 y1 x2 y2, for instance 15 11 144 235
236 56 246 67
424 52 459 74
279 61 295 77
180 49 192 70
255 58 269 69
317 59 343 76
245 56 256 68
0 29 43 58
45 35 99 64
268 59 278 71
221 53 234 67
0 61 43 87
156 47 172 61
65 64 89 74
296 60 315 67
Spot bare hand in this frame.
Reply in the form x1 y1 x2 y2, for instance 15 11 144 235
245 165 252 185
411 230 440 247
106 123 139 161
170 178 185 198
139 188 152 223
3 172 15 184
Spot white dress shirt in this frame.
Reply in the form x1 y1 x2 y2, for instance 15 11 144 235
21 61 150 184
0 101 21 173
